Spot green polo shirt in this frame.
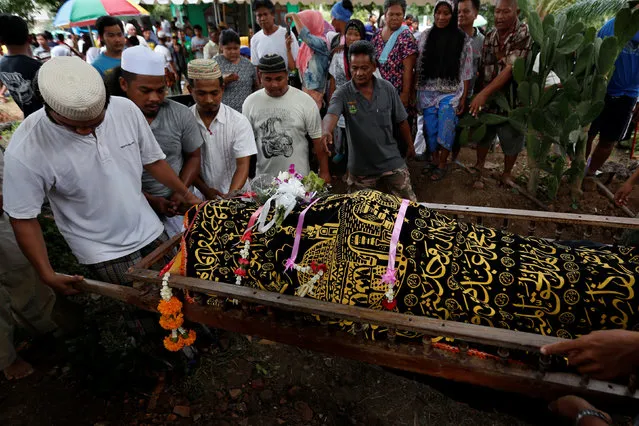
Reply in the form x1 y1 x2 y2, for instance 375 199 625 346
327 76 407 176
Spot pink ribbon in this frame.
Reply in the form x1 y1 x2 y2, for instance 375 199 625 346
285 198 321 271
382 199 410 284
241 205 264 242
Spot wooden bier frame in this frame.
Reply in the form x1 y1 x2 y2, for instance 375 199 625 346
74 204 639 403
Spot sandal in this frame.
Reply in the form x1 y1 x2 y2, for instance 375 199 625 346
431 167 447 181
422 163 436 175
469 166 482 177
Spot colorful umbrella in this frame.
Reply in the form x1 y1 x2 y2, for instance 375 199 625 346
54 0 149 28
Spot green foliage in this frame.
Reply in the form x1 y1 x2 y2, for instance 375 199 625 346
560 0 627 28
0 0 64 23
144 4 173 22
460 5 639 201
301 171 328 193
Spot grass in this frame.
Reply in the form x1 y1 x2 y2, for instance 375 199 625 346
0 121 19 150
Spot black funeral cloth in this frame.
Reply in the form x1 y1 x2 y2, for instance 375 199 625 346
176 190 639 340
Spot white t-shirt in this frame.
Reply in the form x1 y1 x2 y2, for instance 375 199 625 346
190 103 257 194
242 87 321 178
51 45 72 57
86 47 100 64
161 19 172 35
137 35 149 48
154 44 173 68
191 36 207 59
3 96 166 265
0 151 30 274
203 40 218 60
250 26 299 71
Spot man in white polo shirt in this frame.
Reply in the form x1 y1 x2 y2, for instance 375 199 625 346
3 57 200 289
187 59 257 198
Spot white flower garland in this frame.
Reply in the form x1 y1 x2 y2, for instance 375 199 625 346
235 240 251 285
294 264 325 298
161 272 172 301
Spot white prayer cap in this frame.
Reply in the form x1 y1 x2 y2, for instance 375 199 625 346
125 23 136 33
157 31 167 38
38 56 106 121
121 45 165 76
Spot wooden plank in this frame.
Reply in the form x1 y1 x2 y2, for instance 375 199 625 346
421 203 639 229
131 233 182 270
127 268 563 353
179 305 636 402
74 277 639 402
593 179 636 218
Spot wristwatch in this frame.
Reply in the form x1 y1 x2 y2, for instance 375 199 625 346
574 409 611 425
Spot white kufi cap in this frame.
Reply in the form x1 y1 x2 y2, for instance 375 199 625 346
38 56 106 121
121 45 166 77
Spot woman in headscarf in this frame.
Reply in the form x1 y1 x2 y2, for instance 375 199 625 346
327 19 366 162
214 29 258 112
416 0 472 181
286 11 331 110
372 0 417 108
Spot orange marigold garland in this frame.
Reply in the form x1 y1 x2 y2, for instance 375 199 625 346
158 273 196 351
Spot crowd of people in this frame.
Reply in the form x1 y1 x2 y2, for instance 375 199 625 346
0 1 638 423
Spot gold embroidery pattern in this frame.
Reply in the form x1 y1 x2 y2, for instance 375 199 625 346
180 191 639 339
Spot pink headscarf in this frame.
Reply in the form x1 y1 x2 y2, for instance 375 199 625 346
296 10 328 78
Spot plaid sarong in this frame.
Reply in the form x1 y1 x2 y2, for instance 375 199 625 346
88 233 171 285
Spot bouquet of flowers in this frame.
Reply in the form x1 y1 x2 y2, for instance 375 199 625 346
254 164 329 232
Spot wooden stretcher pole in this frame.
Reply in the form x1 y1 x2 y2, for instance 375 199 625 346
69 272 639 402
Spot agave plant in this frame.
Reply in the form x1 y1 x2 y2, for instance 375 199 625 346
460 6 639 202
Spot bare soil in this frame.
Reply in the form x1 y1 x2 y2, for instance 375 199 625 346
0 99 23 123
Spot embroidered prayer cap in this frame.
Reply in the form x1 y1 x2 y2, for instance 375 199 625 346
38 56 106 121
188 59 222 80
121 45 166 76
435 0 456 11
257 54 287 73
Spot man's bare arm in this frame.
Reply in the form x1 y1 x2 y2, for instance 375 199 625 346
10 218 82 295
228 156 251 194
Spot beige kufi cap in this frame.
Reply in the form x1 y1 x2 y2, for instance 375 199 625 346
187 59 222 80
38 56 106 121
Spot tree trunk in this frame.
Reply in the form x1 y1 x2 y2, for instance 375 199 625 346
569 130 588 201
527 161 541 195
526 131 543 196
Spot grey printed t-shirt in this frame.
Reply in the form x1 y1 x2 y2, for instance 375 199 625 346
142 99 204 197
327 76 407 176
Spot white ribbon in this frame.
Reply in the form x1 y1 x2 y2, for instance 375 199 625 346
256 180 306 233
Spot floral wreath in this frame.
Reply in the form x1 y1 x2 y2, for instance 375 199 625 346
236 167 412 310
235 165 329 297
158 272 196 351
